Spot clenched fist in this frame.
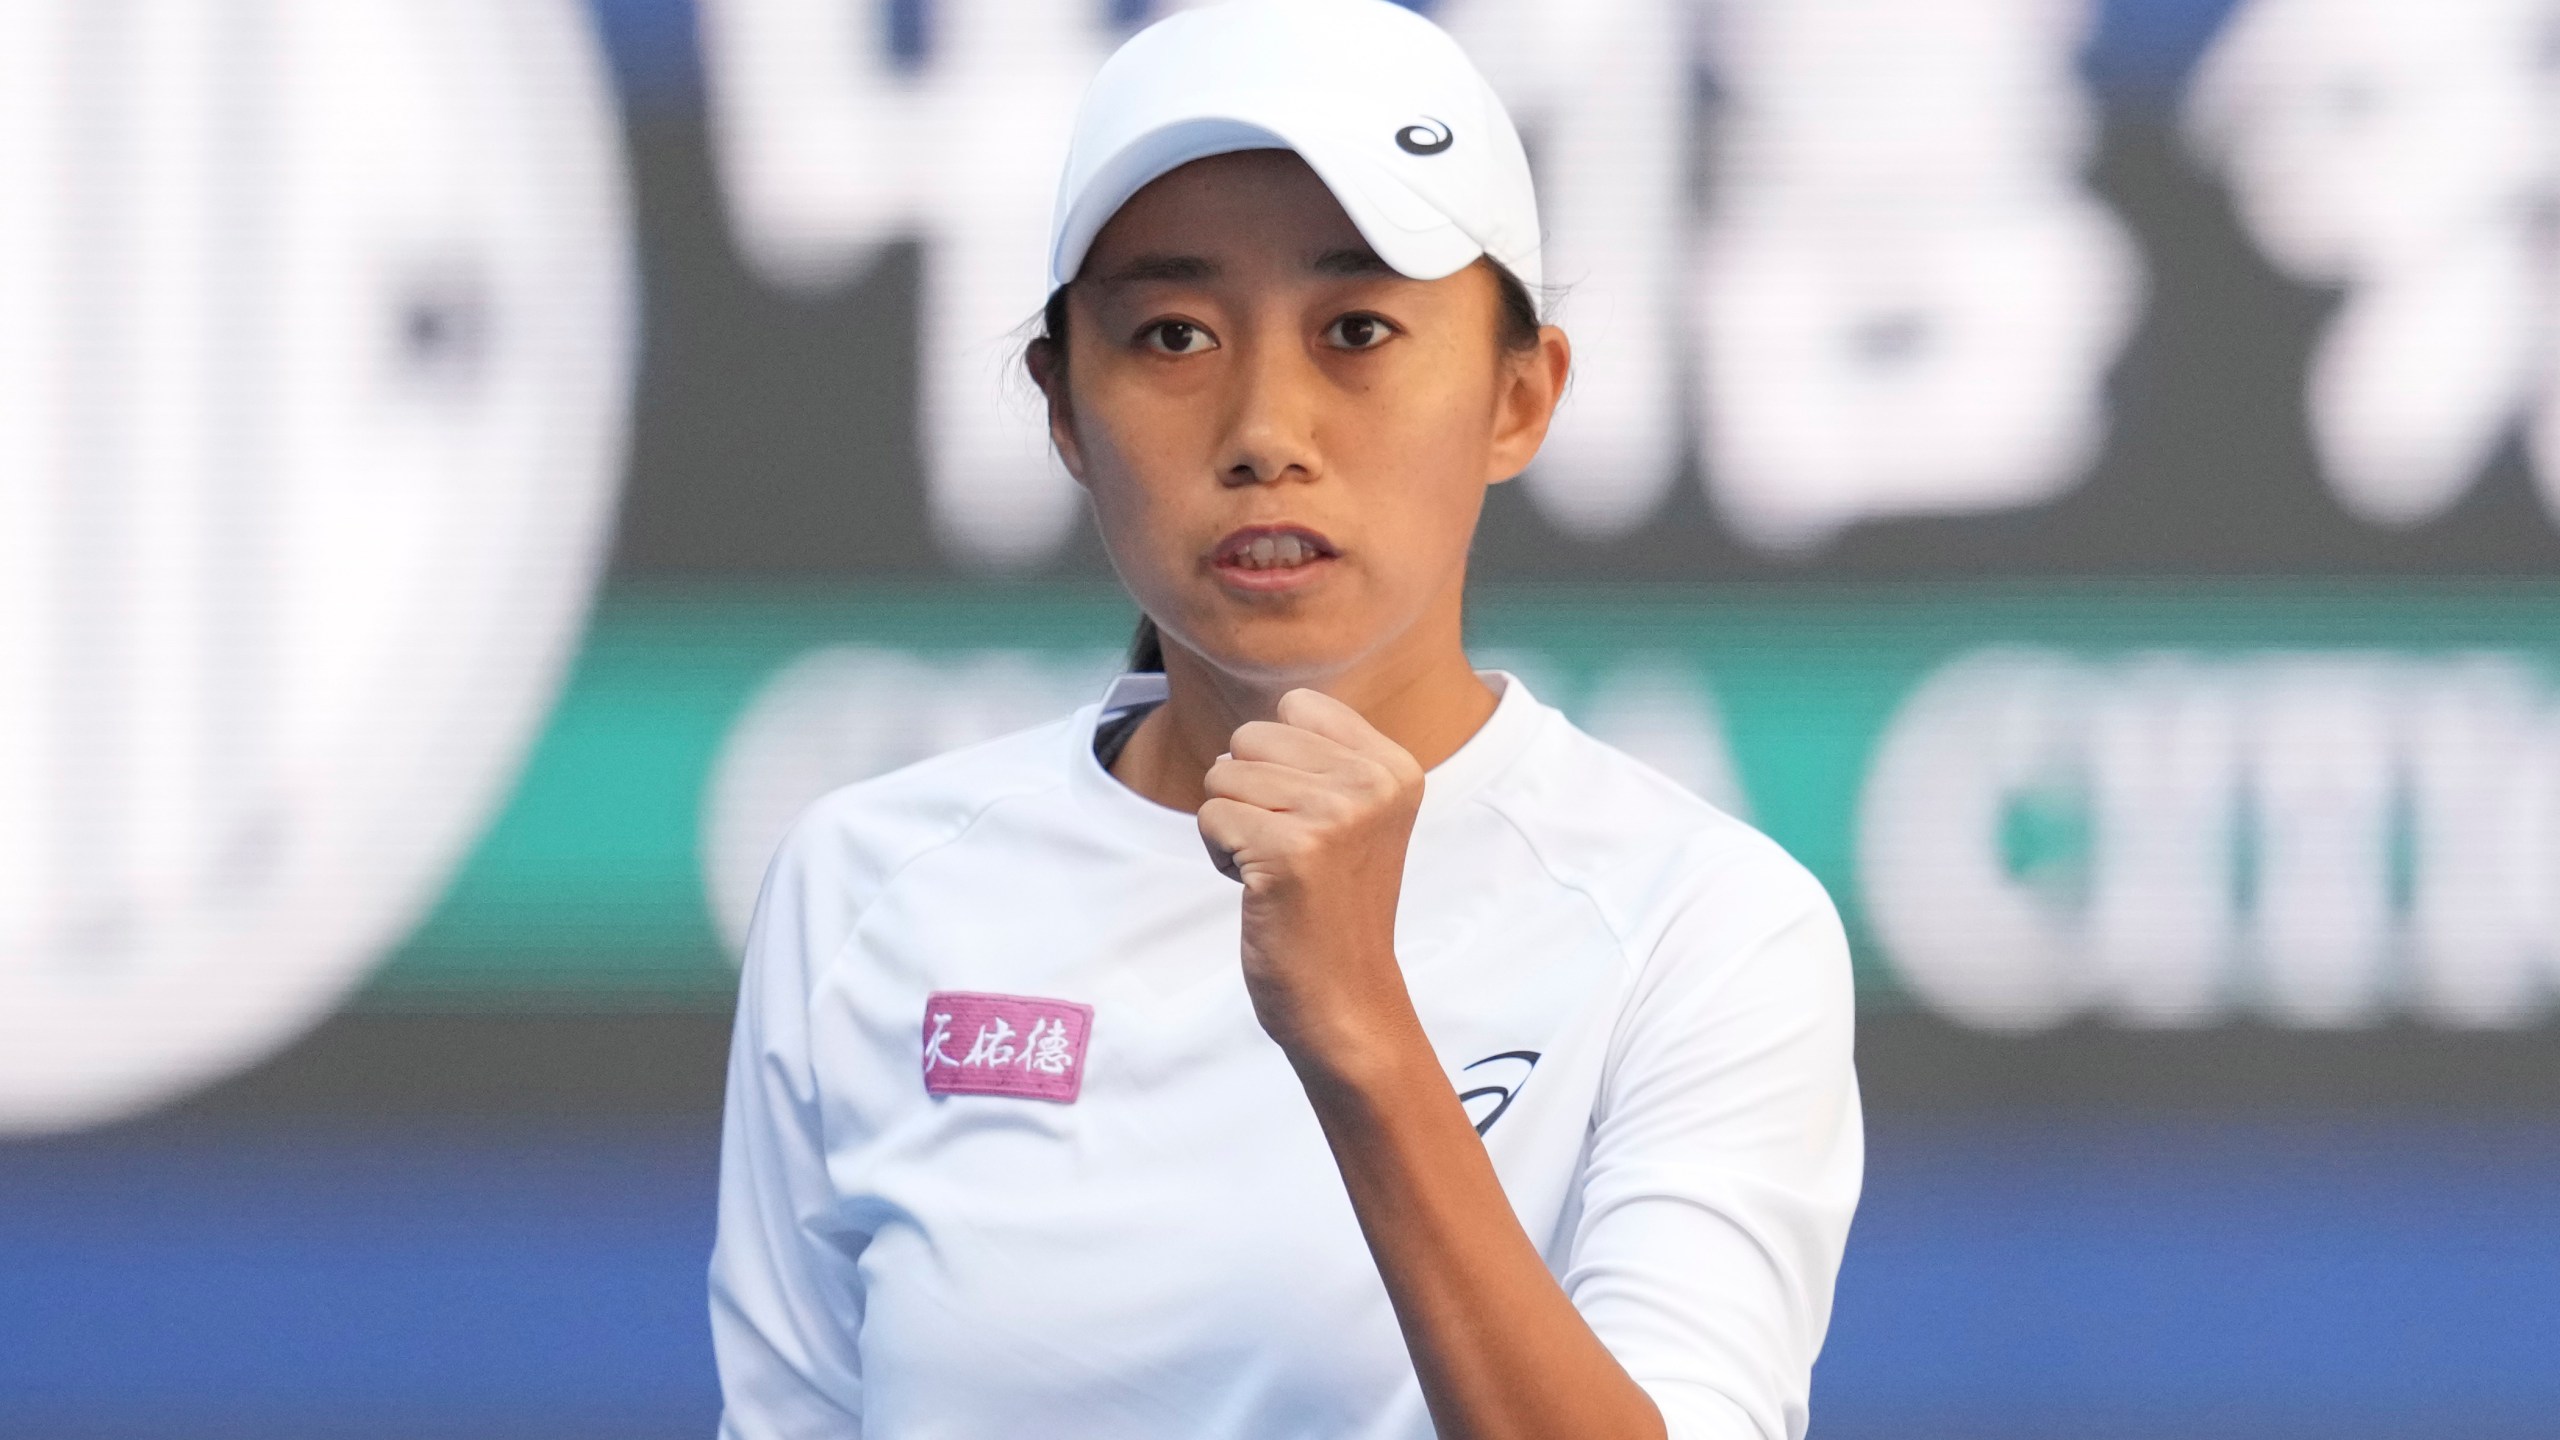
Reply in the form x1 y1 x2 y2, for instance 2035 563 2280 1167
1198 688 1427 1065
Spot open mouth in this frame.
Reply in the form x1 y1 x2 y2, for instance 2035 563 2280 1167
1212 525 1339 575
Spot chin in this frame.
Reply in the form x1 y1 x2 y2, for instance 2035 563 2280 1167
1178 613 1375 688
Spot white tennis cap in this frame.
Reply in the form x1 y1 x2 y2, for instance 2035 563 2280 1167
1047 0 1543 298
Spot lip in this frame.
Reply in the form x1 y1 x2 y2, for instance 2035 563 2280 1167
1209 523 1340 593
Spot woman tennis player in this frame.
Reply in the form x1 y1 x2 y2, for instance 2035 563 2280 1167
709 2 1862 1435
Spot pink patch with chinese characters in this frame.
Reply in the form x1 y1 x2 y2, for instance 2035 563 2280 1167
920 991 1094 1103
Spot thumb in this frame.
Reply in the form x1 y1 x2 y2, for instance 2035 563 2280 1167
1274 688 1404 768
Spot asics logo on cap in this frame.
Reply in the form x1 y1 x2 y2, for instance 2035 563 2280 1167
1394 117 1453 156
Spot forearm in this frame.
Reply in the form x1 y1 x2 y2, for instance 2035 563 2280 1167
1287 1014 1668 1440
1199 690 1669 1437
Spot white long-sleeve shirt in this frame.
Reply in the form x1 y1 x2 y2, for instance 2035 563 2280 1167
710 671 1863 1440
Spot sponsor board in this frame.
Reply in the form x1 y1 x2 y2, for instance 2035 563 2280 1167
374 585 2560 1037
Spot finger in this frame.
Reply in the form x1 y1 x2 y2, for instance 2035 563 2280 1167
1196 794 1275 852
1203 756 1349 813
1197 796 1287 882
1275 689 1420 778
1225 718 1355 773
1202 832 1242 883
1223 723 1399 811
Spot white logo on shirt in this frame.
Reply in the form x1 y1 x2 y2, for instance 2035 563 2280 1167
1019 1017 1076 1076
923 1011 963 1072
925 1010 1077 1077
960 1015 1019 1068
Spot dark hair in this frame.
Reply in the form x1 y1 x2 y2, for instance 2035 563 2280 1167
1032 260 1547 674
1128 609 1169 673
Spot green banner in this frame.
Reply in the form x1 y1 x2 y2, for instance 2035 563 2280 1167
375 580 2560 1031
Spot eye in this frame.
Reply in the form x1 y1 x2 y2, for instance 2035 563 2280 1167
1140 320 1217 355
1325 313 1395 351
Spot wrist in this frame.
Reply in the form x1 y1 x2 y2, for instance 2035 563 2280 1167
1277 998 1437 1109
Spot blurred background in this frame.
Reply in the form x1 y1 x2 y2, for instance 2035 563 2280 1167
6 0 2559 1434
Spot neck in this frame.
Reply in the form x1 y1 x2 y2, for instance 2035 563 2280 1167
1111 598 1498 814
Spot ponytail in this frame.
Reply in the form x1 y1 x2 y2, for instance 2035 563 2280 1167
1127 615 1165 672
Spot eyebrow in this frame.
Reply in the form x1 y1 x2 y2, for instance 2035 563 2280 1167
1094 253 1218 287
1092 246 1399 288
1310 246 1396 278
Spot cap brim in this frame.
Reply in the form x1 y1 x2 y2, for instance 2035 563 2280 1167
1049 107 1487 291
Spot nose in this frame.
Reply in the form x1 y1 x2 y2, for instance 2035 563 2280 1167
1216 326 1322 488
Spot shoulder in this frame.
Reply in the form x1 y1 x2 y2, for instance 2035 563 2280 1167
1472 706 1840 1006
747 711 1086 978
1484 714 1856 1117
780 710 1081 894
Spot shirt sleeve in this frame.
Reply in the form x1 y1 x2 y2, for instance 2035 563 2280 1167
709 812 872 1438
1563 847 1865 1440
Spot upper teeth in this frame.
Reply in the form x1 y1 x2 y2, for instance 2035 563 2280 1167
1240 534 1313 568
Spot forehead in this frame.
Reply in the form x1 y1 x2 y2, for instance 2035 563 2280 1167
1080 149 1376 280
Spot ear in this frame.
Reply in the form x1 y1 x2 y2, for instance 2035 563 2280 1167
1026 336 1091 486
1485 325 1571 486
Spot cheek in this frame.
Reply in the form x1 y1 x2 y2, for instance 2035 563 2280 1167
1354 335 1499 458
1071 392 1214 585
1338 360 1499 540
